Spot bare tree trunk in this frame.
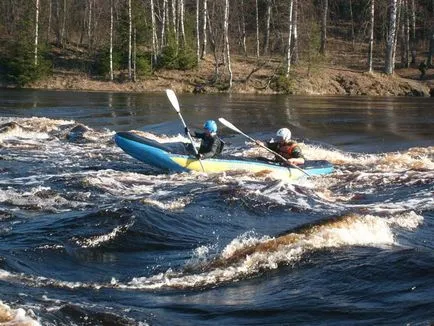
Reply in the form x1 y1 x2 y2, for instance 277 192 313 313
196 0 200 63
349 0 355 49
161 0 167 50
34 0 40 66
55 0 61 46
110 0 114 81
88 0 92 50
60 0 66 47
133 28 137 82
255 0 260 58
402 0 410 67
285 0 294 77
128 0 132 80
179 0 185 46
172 0 177 46
292 0 298 64
368 0 375 73
263 0 271 55
320 0 328 55
47 0 52 42
151 0 158 63
385 0 398 74
392 0 402 68
224 0 232 88
240 0 247 56
201 0 207 58
410 0 416 64
429 29 434 66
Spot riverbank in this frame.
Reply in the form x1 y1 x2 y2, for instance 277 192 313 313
25 54 431 97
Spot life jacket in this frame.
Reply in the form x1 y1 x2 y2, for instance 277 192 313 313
277 142 299 159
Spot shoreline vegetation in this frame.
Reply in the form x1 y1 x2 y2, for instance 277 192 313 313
23 52 433 97
1 1 434 97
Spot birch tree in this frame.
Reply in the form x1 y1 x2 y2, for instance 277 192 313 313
196 0 200 63
201 0 207 58
161 0 167 51
292 0 298 64
285 0 294 77
224 0 232 88
150 0 158 63
255 0 260 57
392 0 402 68
401 0 410 68
47 0 52 41
60 0 66 46
385 0 398 74
110 0 114 81
179 0 186 46
410 0 416 64
368 0 375 73
263 0 272 55
239 0 247 56
87 0 93 50
128 0 132 80
172 0 177 46
34 0 40 66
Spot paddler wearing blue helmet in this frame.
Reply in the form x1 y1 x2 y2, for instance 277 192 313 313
185 120 224 159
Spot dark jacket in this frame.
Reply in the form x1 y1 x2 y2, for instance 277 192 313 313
194 132 223 158
266 140 304 163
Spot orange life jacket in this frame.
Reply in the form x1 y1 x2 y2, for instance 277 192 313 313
277 143 298 159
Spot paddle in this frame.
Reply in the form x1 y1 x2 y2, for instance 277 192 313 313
218 117 310 177
165 89 205 172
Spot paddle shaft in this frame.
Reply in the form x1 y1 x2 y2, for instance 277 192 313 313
165 89 205 172
218 118 310 176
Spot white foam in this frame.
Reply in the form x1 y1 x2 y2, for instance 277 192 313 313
0 301 40 326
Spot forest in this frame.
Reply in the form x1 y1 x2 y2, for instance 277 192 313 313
0 0 433 92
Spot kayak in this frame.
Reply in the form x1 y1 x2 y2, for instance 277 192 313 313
114 131 334 180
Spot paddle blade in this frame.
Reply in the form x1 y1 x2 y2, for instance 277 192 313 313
165 89 180 113
218 117 241 133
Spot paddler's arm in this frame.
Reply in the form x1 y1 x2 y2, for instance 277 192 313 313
287 146 305 165
185 127 198 137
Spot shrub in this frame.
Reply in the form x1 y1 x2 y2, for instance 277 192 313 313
0 40 51 87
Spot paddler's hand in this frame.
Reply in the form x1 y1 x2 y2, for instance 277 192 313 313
184 127 189 135
195 153 202 159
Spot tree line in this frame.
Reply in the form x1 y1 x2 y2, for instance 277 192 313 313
0 0 433 88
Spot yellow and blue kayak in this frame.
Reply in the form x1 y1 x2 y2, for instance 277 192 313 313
114 131 334 180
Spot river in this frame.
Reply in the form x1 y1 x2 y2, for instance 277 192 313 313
0 89 433 325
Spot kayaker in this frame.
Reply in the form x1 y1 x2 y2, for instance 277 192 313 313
257 128 305 165
185 120 224 159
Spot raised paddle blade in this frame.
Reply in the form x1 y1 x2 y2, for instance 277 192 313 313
218 117 239 132
165 89 180 113
218 117 254 141
166 89 205 172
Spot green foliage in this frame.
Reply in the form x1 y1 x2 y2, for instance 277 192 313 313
0 39 51 87
177 47 197 70
92 47 122 78
157 43 179 69
156 43 197 71
269 73 295 94
135 53 152 77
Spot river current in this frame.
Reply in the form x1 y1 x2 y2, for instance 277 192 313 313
0 90 433 325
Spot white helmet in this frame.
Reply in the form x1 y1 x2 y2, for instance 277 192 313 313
276 128 291 142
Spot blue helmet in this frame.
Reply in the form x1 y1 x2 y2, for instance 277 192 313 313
203 120 217 133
